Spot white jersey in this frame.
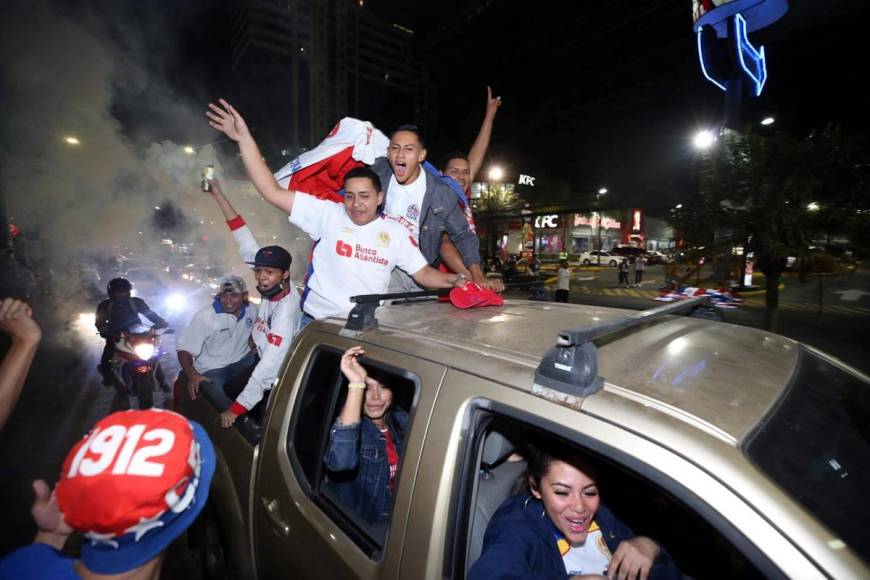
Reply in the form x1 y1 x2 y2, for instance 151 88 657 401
227 217 302 413
557 267 571 291
384 170 427 239
561 524 612 576
289 193 429 320
176 300 257 374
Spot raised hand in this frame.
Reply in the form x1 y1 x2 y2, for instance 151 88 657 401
0 298 41 345
485 86 502 119
340 346 368 384
206 98 251 143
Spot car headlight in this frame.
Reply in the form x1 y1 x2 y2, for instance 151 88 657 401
133 343 155 360
165 293 187 312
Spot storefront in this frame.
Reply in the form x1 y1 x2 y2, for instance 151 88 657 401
477 208 673 261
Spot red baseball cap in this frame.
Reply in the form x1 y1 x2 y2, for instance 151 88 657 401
449 282 504 309
55 409 215 574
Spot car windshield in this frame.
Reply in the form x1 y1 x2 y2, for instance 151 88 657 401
743 348 870 563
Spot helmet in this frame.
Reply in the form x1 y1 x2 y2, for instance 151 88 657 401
107 277 132 297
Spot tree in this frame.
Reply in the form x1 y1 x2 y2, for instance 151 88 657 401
670 126 869 331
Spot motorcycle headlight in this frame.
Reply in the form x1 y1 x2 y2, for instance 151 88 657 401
133 343 155 360
165 293 187 313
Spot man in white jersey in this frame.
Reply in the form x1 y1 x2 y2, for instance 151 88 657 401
205 179 302 428
176 274 257 410
206 99 468 325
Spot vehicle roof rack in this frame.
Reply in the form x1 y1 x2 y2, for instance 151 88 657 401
534 295 717 399
341 289 449 335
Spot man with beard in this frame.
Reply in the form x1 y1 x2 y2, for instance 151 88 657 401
204 179 301 428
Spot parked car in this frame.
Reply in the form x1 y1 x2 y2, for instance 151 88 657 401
578 250 628 267
645 250 668 265
611 245 645 262
183 296 869 579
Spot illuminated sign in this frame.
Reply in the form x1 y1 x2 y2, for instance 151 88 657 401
734 13 767 96
534 214 559 228
518 174 536 186
632 209 643 232
574 214 621 230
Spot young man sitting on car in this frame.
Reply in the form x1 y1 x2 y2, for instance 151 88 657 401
206 99 471 326
177 274 258 411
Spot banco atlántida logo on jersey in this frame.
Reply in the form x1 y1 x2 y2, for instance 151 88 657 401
335 240 389 265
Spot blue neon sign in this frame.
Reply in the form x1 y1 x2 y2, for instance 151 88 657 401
734 13 768 96
696 13 769 97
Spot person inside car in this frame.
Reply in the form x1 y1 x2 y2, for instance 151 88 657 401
469 440 680 580
324 346 407 523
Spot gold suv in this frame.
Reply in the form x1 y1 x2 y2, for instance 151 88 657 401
184 296 869 579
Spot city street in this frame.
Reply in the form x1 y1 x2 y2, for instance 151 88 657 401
505 265 870 374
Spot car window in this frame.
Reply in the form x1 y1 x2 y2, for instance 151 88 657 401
743 347 870 563
458 413 773 579
286 345 419 557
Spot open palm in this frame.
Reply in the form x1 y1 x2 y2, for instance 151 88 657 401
206 98 250 142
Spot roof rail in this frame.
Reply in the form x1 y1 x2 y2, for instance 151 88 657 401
341 289 449 335
534 296 717 398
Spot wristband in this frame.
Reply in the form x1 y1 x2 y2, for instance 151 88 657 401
348 382 367 389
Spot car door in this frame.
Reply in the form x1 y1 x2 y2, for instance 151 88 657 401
253 330 447 579
400 371 828 579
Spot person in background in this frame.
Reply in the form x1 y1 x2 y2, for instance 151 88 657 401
634 255 646 287
618 260 630 288
324 346 408 523
555 259 571 303
177 274 258 410
0 409 215 579
0 298 41 430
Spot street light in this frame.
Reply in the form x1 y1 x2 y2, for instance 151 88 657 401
183 145 195 154
693 130 715 150
760 116 775 126
598 187 608 195
807 201 820 212
488 166 504 181
64 136 80 145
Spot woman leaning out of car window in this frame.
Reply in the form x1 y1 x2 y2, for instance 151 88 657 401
469 441 681 580
324 346 408 523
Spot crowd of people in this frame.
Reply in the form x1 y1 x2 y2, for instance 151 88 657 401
0 89 683 577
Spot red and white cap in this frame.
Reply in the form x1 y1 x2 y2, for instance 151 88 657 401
55 409 214 574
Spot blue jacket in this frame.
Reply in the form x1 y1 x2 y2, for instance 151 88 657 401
468 492 681 580
324 409 409 522
372 157 481 268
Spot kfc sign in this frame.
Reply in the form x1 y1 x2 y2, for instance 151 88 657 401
518 174 535 186
534 214 559 228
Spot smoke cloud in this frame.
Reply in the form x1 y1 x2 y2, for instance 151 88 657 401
0 0 310 319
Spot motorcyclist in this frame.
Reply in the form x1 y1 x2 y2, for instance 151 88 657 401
95 278 170 390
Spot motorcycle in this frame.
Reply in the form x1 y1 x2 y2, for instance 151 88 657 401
109 324 173 409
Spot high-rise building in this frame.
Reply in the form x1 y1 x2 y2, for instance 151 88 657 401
227 0 436 164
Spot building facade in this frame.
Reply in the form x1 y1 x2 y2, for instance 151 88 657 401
228 0 437 161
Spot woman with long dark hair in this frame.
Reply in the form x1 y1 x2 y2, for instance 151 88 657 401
324 346 408 523
470 440 680 579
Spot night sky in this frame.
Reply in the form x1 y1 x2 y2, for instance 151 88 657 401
4 0 870 220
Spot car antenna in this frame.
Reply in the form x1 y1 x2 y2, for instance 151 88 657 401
534 295 716 399
340 289 450 336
